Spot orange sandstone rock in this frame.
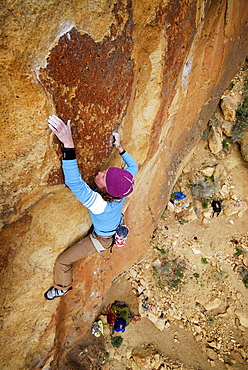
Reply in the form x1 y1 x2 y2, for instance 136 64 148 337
0 0 248 369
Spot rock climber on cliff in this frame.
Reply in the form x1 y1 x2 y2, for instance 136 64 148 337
44 115 138 300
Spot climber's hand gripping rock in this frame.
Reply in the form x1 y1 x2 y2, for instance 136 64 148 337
112 131 124 153
47 115 74 148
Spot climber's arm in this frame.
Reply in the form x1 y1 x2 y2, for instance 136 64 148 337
47 115 107 214
112 132 138 177
62 160 107 214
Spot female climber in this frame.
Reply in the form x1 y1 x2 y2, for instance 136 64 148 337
44 115 138 300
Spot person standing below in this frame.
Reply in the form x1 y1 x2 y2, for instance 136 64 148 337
44 115 138 300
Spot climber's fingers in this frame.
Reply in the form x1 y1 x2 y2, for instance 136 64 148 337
47 115 73 146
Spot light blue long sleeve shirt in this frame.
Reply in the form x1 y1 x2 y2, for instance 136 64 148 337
62 151 138 236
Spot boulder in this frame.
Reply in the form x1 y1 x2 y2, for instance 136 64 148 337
148 312 165 331
223 200 247 217
220 94 241 122
204 297 222 311
213 164 228 185
202 209 213 219
208 126 223 154
235 309 248 328
243 253 248 266
206 348 218 360
219 184 230 197
220 120 235 137
176 207 198 223
200 167 215 177
239 129 248 162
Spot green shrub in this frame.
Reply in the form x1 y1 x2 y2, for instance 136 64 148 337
241 58 248 71
206 317 215 326
110 335 123 348
155 246 166 255
236 265 248 288
202 129 210 139
243 277 248 288
152 259 185 290
232 95 248 142
202 200 209 209
235 248 243 256
176 268 184 278
214 270 226 283
161 209 167 219
227 81 235 90
222 139 228 148
171 279 181 288
243 81 248 91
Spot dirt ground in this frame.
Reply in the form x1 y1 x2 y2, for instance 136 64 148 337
99 138 248 370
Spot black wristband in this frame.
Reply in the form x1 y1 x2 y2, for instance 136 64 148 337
119 150 126 155
62 148 76 160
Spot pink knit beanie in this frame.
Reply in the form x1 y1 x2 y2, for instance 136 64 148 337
105 167 134 198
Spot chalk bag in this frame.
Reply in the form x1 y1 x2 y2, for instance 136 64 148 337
115 225 129 247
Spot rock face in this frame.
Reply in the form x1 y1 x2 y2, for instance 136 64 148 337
0 0 248 369
39 22 134 186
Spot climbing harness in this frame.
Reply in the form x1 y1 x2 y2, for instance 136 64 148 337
90 217 130 253
114 225 129 247
90 231 113 253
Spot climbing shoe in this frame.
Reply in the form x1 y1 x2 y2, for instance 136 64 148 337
44 287 72 300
